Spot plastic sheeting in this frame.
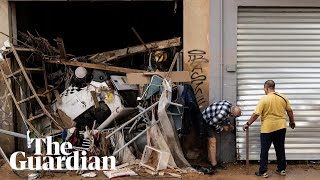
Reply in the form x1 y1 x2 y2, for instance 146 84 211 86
149 109 177 167
113 131 136 164
157 79 190 167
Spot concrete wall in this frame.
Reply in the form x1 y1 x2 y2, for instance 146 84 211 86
183 0 210 111
0 0 9 45
210 0 320 162
0 0 15 155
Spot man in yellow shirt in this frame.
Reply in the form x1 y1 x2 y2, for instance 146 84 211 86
242 80 295 178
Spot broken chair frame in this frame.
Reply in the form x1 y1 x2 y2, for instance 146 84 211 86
105 100 183 156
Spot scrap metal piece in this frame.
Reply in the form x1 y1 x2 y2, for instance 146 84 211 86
112 118 161 156
0 129 27 139
103 101 159 133
110 75 138 91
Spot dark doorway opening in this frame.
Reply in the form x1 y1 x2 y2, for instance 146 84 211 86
15 1 183 56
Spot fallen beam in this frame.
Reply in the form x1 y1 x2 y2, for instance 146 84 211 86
127 71 191 84
89 37 181 63
46 60 147 74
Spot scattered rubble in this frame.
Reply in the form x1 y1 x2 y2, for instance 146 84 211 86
104 168 138 179
0 31 205 179
81 172 97 178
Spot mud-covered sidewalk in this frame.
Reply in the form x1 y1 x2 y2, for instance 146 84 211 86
1 159 320 180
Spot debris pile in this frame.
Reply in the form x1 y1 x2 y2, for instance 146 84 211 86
0 31 203 178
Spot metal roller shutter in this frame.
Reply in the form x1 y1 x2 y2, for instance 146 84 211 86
236 7 320 160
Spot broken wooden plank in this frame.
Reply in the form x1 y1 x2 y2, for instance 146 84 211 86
116 163 130 170
57 109 76 129
42 59 51 103
53 90 62 104
55 37 67 60
46 60 147 74
89 37 181 63
127 71 191 84
167 172 181 178
2 47 35 56
144 168 157 176
165 52 180 80
90 91 100 108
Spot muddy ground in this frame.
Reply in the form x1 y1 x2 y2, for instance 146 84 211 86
1 159 320 180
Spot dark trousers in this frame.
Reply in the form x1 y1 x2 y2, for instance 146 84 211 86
259 128 286 173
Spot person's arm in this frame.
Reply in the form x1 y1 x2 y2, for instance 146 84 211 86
287 108 295 129
242 113 259 131
285 97 295 129
243 98 263 131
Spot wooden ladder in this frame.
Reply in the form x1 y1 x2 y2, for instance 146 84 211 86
0 46 63 137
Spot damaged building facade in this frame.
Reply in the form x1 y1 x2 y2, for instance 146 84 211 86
0 0 213 176
0 0 320 176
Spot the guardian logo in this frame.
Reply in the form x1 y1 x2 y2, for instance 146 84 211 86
9 135 116 171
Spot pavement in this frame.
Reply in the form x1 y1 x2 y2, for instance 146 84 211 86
1 159 320 180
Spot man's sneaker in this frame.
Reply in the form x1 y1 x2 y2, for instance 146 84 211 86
209 162 226 170
211 164 219 172
255 171 269 178
276 169 286 176
215 163 227 170
192 165 215 175
202 166 216 175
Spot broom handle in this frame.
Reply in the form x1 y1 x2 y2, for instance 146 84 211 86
246 127 250 174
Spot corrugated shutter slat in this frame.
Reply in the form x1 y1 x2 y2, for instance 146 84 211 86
236 7 320 160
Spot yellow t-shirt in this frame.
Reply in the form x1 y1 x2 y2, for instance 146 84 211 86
255 92 292 133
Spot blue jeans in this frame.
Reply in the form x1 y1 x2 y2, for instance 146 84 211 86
259 128 286 173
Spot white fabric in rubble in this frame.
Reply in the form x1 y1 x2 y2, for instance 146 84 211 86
3 40 10 48
0 53 4 61
113 131 136 164
0 40 11 61
149 109 177 167
157 79 190 167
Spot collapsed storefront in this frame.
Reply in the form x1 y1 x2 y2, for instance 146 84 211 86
2 0 320 178
0 0 215 178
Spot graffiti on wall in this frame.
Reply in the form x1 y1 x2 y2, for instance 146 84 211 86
187 49 209 106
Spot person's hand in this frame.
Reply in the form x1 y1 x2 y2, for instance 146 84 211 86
242 124 249 131
289 122 295 129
